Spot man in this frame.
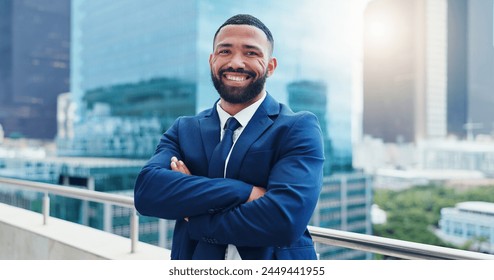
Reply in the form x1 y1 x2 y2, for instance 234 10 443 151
134 14 324 260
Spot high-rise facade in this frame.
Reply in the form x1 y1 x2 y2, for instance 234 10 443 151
447 0 494 138
287 81 372 259
65 0 359 163
363 0 448 143
363 0 494 143
311 173 373 259
288 81 334 175
0 0 13 107
60 0 199 157
467 0 494 137
0 0 70 139
447 0 469 138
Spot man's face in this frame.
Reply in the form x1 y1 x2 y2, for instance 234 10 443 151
210 24 277 104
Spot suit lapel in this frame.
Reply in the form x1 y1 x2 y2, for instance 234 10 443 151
226 94 280 178
199 103 221 163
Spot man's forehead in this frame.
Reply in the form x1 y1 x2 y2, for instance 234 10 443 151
214 24 269 46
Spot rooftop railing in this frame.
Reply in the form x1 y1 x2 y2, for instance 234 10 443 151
1 176 493 260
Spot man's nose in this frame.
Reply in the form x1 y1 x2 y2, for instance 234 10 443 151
228 53 245 69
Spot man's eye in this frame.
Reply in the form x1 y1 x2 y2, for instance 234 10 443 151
218 50 230 54
246 51 258 56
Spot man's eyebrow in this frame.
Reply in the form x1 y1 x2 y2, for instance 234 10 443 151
216 43 233 49
215 43 263 52
243 44 263 52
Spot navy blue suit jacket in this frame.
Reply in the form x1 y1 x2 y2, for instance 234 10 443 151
134 93 324 259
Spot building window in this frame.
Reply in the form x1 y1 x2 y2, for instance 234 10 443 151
466 223 475 238
479 226 490 239
453 222 463 236
444 220 450 234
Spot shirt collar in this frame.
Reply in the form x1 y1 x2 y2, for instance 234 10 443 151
216 92 266 129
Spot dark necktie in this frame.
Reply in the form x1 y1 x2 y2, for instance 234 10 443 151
208 117 241 178
193 117 241 260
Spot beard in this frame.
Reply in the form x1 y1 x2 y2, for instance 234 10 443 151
211 67 267 104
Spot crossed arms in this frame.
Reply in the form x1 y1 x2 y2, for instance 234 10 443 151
134 113 324 247
170 156 266 206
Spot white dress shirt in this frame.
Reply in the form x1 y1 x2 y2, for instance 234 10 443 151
215 92 266 259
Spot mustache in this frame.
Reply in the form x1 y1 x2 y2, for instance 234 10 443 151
219 67 256 78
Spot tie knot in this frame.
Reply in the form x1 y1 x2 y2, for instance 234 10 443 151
224 117 241 132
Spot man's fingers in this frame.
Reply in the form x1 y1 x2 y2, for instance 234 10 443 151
170 158 191 175
178 161 191 175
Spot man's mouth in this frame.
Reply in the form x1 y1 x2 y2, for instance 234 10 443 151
223 73 250 82
219 68 256 83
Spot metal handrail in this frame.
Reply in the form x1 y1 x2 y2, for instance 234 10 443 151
308 226 494 260
1 176 494 259
0 177 139 253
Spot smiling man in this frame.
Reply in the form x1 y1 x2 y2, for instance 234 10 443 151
134 14 324 260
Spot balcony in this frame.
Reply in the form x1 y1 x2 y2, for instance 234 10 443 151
0 202 169 260
1 177 493 260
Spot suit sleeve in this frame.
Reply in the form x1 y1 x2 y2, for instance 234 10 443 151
186 113 324 247
134 117 253 220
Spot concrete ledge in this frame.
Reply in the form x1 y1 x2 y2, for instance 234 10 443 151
0 203 171 260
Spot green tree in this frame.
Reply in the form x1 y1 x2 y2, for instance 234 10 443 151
373 184 494 251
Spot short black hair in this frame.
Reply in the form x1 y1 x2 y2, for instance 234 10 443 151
213 14 274 53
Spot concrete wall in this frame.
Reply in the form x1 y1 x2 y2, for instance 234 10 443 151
0 203 170 260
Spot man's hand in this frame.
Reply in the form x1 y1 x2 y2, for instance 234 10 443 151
247 186 266 202
170 156 265 219
170 156 191 175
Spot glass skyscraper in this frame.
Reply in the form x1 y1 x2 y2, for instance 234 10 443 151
288 80 336 175
363 0 494 142
0 0 70 139
286 79 370 260
66 0 358 166
363 0 449 143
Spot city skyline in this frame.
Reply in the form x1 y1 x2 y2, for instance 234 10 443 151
1 0 492 146
1 0 494 260
1 0 372 260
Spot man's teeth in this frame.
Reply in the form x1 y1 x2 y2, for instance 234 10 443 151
225 75 247 81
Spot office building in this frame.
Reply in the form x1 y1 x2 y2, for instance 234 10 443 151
0 0 70 139
61 0 199 157
287 82 370 260
65 0 359 162
447 0 494 138
447 0 468 138
287 81 342 176
437 201 494 254
466 0 494 137
363 0 494 143
311 173 373 259
418 139 494 177
363 0 448 143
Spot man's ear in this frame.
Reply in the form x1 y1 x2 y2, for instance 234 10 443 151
266 57 277 77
